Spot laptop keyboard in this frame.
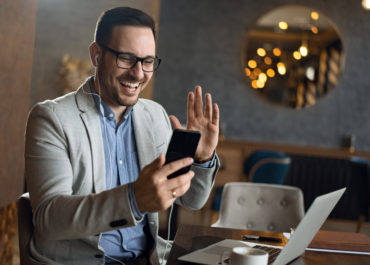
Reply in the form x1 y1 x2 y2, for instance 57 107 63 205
253 245 282 265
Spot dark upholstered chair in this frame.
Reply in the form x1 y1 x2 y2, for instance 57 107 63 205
244 150 291 184
349 157 370 232
17 193 42 265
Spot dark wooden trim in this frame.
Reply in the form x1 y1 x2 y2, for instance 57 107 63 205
217 139 370 160
0 0 38 207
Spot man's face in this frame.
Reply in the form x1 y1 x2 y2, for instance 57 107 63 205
97 25 155 110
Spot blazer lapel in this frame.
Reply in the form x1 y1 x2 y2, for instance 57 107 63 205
75 80 106 193
132 102 157 170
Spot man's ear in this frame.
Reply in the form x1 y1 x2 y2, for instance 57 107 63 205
89 42 100 67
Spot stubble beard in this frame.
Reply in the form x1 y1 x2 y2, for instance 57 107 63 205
97 66 145 108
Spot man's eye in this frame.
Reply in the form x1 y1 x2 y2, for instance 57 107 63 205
118 55 135 62
143 58 155 64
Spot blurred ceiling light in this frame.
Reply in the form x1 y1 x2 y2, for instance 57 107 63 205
266 68 275 78
245 68 251 76
264 56 272 65
257 48 266 57
277 62 286 75
311 26 319 34
299 45 308 57
311 11 319 20
273 48 281 57
278 21 288 30
306 66 315 81
253 68 262 76
363 0 370 9
251 80 258 89
293 51 302 60
248 59 257 68
256 80 265 88
258 73 267 83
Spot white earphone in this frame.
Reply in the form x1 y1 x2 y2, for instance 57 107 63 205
95 54 99 65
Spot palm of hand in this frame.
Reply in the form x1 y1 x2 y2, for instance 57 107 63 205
187 116 218 161
170 86 219 162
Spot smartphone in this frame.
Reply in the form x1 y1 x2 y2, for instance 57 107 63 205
165 129 201 179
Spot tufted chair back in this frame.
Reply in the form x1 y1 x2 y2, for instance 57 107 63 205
212 182 304 232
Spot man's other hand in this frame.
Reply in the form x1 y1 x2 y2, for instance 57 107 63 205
170 86 219 163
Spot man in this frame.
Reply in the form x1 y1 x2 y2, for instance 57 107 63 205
25 7 219 265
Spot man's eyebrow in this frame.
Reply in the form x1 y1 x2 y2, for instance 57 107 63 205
118 51 156 58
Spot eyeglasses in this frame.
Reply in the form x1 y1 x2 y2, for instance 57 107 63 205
98 43 161 72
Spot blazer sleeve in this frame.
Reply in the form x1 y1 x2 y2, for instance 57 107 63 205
25 102 139 241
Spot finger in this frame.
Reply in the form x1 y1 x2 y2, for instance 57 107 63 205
168 170 195 196
145 154 165 173
194 86 204 117
187 91 195 123
169 115 182 129
204 93 212 120
212 103 219 126
162 157 194 177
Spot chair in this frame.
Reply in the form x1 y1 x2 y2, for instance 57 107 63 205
17 193 40 265
212 182 304 232
349 157 370 232
243 150 291 184
209 186 225 224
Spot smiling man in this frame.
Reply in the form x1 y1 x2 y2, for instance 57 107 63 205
91 25 156 120
25 7 219 265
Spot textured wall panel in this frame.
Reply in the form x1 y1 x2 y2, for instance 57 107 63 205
154 0 370 152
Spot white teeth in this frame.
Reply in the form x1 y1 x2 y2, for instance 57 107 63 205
120 81 139 88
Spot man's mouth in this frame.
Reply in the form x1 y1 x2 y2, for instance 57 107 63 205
119 81 140 95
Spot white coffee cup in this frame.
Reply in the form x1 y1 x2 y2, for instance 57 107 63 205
221 246 268 265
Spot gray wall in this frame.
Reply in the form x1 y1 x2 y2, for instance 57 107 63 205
31 0 160 106
154 0 370 152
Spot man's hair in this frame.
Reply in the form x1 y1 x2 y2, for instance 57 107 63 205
94 7 156 46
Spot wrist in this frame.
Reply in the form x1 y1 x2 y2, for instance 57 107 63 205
195 152 214 163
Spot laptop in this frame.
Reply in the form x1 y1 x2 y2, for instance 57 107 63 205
178 188 346 265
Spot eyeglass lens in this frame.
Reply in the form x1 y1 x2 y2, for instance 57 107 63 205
117 54 159 72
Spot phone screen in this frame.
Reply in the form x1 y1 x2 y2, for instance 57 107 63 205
165 129 201 179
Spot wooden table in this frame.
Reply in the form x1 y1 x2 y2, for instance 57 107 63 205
167 224 370 265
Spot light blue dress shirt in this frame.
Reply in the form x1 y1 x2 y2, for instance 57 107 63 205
89 81 147 262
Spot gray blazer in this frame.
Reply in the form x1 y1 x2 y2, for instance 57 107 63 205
25 79 219 265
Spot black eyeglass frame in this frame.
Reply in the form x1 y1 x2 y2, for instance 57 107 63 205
98 43 161 72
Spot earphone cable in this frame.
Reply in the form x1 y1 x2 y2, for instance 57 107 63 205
161 203 174 265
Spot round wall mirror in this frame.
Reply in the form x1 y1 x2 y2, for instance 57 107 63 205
244 6 345 109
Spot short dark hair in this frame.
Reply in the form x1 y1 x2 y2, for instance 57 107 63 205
94 7 156 46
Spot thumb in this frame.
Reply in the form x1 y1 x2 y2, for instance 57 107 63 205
152 153 166 169
169 115 182 130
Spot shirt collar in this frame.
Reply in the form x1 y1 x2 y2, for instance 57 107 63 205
88 77 133 123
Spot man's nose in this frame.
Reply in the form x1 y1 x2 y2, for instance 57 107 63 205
129 61 145 79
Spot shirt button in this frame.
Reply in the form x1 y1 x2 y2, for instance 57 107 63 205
109 113 114 118
119 160 123 165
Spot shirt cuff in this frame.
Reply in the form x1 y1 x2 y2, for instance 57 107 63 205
193 152 216 168
128 183 146 222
